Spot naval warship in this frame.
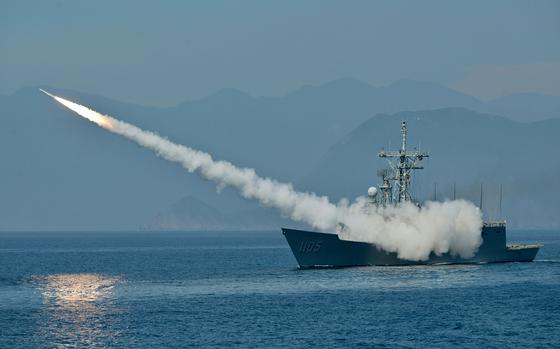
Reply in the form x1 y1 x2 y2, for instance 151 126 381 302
282 121 540 268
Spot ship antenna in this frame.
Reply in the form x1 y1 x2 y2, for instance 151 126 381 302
479 183 484 212
401 120 407 152
499 184 503 219
433 183 437 201
453 182 456 200
398 121 407 203
378 121 429 204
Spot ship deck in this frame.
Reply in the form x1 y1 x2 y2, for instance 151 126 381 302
507 243 542 250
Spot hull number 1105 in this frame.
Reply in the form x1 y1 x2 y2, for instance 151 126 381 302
299 241 322 253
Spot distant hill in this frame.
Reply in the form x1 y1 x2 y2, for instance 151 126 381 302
0 79 558 230
148 196 228 231
299 108 560 229
485 93 560 122
146 195 294 231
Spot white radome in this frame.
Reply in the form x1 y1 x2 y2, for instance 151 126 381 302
367 186 378 197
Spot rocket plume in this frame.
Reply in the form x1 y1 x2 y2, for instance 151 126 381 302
41 89 113 128
42 90 482 261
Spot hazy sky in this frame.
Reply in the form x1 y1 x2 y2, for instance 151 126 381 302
1 0 559 105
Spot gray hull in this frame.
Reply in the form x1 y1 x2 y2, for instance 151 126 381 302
282 225 540 268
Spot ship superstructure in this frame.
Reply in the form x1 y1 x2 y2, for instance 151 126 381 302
282 121 541 268
377 121 428 205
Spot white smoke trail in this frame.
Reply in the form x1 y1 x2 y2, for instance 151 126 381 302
43 91 482 261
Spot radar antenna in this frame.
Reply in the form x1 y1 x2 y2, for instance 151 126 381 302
378 121 429 203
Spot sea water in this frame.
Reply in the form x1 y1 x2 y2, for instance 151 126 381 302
0 230 558 348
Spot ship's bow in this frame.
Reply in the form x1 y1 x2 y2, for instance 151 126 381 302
281 228 404 268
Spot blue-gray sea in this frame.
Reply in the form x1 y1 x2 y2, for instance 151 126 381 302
0 230 558 348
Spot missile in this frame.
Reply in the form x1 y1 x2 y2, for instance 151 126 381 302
39 88 55 98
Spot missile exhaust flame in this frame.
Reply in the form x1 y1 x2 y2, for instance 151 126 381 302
40 89 483 261
42 89 113 129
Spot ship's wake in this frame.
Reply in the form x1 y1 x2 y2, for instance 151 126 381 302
42 90 482 261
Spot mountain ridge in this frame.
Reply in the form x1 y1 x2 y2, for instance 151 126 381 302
299 107 560 229
1 79 559 230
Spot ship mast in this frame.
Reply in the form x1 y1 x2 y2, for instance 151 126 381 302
378 121 429 203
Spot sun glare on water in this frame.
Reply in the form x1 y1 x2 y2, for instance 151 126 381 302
36 273 119 306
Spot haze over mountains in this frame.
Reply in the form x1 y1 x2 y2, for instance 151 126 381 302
302 108 560 229
0 79 558 230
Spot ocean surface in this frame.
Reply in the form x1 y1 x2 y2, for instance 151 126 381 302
0 230 558 348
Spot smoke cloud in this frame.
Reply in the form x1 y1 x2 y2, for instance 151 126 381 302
43 91 482 261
